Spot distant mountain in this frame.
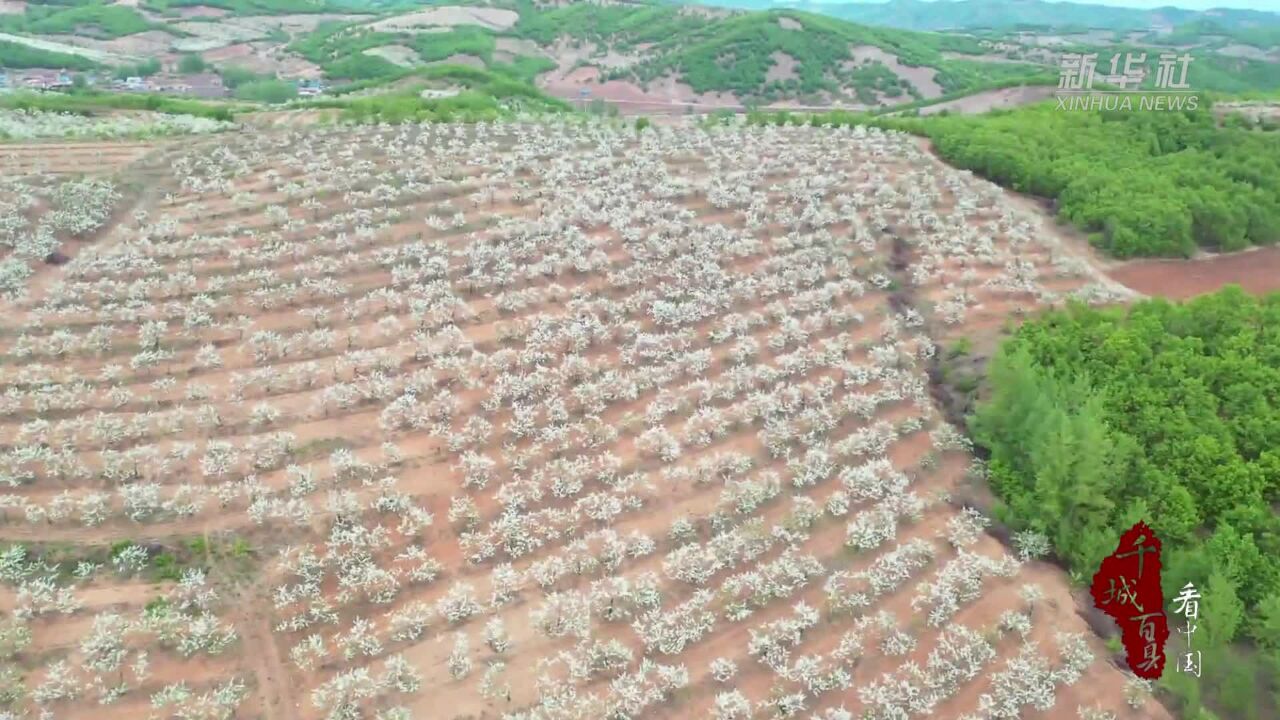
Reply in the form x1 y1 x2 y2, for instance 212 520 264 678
685 0 1280 32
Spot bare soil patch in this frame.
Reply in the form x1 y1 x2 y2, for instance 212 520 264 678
942 50 1041 65
765 51 799 83
0 140 160 175
849 44 944 98
764 97 879 112
1108 246 1280 299
238 13 366 34
539 66 739 112
426 52 485 69
0 30 128 63
202 41 254 62
172 20 263 52
679 5 733 19
363 44 422 68
45 31 170 59
172 4 228 19
204 41 321 79
368 6 518 32
241 110 337 128
0 121 1170 720
1215 100 1280 124
918 85 1057 115
495 37 546 58
1217 43 1279 62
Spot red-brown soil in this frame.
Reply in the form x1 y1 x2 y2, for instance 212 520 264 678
0 118 1171 720
1107 246 1280 299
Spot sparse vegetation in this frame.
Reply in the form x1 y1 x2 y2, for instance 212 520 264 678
753 101 1280 258
1 2 1277 718
0 113 1149 719
0 107 233 140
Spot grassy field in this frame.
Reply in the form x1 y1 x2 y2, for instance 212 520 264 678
0 90 245 121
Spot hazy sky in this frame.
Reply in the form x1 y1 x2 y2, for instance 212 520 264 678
798 0 1280 12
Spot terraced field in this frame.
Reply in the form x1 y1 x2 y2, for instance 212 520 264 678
0 118 1161 720
0 141 162 175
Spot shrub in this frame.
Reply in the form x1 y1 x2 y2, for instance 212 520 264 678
234 79 298 104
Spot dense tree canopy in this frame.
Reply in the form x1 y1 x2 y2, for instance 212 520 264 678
896 103 1280 258
232 79 297 104
284 3 1050 103
973 286 1280 716
113 58 161 79
177 53 206 74
0 40 97 70
0 3 156 39
142 0 363 14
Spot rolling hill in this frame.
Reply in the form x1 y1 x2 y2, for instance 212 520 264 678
0 0 1061 111
0 0 1277 113
689 0 1280 32
290 3 1058 108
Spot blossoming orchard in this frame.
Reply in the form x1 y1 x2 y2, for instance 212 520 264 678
0 115 1163 720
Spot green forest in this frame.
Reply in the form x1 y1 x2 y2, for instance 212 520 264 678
234 2 1275 105
268 3 997 101
889 103 1280 258
279 2 1056 101
287 21 533 83
0 89 238 120
613 10 1036 101
0 40 97 71
140 0 375 14
300 64 569 123
0 2 157 39
972 286 1280 718
510 1 707 47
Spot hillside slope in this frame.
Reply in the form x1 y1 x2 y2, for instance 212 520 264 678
692 0 1280 32
0 1 1057 110
284 1 1061 110
2 1 1277 111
